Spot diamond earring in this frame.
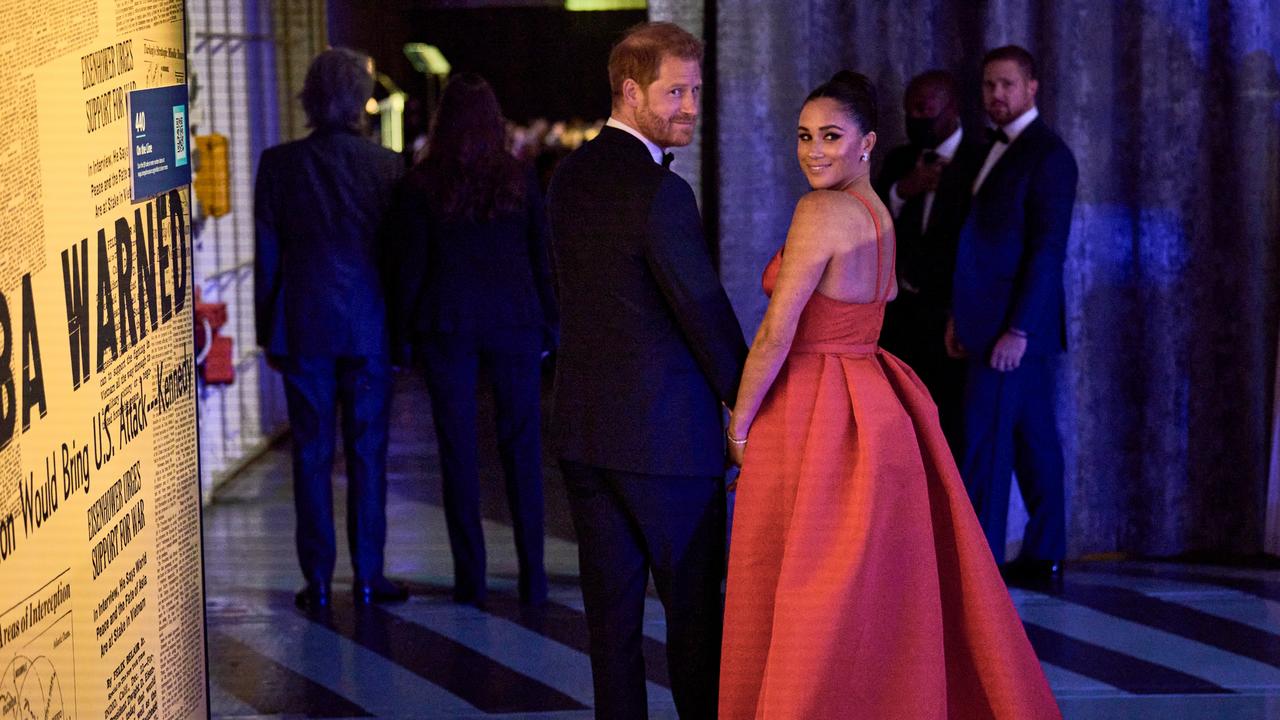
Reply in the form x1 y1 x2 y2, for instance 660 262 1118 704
860 153 869 162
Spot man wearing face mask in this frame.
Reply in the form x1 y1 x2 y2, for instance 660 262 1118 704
874 70 985 453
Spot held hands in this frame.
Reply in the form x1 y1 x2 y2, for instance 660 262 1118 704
989 330 1028 372
897 154 946 198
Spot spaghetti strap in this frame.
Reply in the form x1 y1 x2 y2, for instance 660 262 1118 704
846 190 894 302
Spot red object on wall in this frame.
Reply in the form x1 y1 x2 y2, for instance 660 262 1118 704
195 288 234 384
202 336 235 384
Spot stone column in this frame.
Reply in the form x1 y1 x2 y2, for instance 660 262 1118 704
648 0 706 209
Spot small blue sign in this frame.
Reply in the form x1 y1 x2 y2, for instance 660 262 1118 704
128 84 191 201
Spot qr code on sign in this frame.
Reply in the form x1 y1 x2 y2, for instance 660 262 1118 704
174 114 186 155
173 105 188 167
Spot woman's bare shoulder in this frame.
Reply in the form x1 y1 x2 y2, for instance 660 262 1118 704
792 189 875 243
794 188 859 212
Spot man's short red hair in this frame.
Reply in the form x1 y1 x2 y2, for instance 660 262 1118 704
608 22 703 99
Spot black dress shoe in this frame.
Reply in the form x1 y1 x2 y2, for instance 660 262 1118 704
519 573 548 607
295 583 331 609
355 576 408 605
1001 559 1064 588
452 587 488 610
519 588 548 608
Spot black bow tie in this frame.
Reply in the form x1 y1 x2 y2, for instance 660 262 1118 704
987 127 1010 145
662 152 675 168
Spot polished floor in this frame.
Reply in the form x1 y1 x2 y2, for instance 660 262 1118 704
204 372 1280 719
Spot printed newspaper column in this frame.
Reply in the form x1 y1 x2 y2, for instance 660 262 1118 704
0 1 206 719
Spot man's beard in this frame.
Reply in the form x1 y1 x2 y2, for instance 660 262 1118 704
636 103 695 148
987 101 1016 124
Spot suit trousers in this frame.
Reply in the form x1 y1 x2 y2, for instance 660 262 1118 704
881 291 966 456
420 328 547 604
560 460 723 720
280 354 392 586
959 354 1066 564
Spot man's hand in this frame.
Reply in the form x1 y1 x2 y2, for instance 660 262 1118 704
897 153 946 198
944 316 967 359
989 330 1028 372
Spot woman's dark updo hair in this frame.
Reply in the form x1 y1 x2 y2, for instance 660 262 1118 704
804 71 878 135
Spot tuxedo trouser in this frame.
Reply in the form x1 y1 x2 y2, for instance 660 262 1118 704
560 460 723 720
959 354 1066 565
420 328 547 603
280 354 392 585
881 292 966 456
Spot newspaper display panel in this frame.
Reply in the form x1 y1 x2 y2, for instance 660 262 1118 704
0 0 205 718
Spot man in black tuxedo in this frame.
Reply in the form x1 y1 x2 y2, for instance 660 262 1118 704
949 46 1078 580
875 70 985 453
255 48 407 609
547 22 747 720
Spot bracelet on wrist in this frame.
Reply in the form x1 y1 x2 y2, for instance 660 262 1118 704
1008 328 1028 338
727 429 748 445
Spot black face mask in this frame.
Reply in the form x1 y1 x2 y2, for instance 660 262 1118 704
905 115 941 148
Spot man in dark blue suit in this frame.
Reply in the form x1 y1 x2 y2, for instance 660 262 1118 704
254 48 407 608
548 22 747 720
949 46 1078 581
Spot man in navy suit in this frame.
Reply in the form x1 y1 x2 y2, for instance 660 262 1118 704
548 22 747 720
875 70 986 454
949 46 1078 580
255 48 407 608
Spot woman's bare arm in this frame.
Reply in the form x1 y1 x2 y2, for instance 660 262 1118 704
728 191 869 454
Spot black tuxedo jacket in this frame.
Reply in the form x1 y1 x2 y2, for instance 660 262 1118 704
874 133 987 307
254 128 404 357
952 117 1078 357
547 126 747 477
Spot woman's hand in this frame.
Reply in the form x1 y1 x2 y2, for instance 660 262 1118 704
728 435 746 467
727 415 748 467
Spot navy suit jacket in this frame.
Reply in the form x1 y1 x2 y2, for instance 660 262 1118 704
547 126 747 477
254 128 404 357
952 117 1077 357
388 165 558 353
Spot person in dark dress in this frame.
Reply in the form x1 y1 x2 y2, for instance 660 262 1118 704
254 48 407 608
389 73 557 607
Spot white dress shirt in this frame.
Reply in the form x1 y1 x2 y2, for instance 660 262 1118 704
606 117 664 165
972 106 1039 194
888 125 964 233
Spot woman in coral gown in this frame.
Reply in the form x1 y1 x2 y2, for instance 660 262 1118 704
719 71 1061 719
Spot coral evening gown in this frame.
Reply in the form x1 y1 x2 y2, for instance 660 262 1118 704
719 191 1061 719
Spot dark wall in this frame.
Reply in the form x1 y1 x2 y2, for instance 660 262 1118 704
328 1 644 123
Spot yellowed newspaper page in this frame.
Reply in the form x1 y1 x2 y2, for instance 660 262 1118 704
0 1 204 718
